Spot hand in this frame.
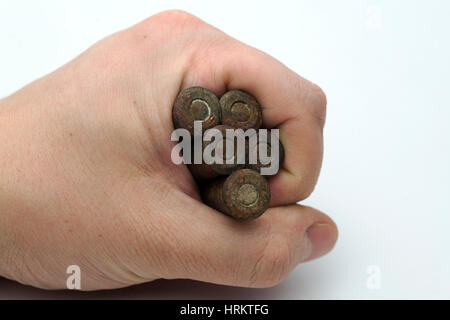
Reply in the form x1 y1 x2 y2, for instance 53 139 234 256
0 10 337 290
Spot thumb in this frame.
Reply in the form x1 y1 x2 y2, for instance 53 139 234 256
145 188 338 288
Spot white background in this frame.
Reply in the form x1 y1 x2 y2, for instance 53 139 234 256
0 0 449 299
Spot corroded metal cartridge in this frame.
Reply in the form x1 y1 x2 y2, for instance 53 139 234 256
188 125 246 180
220 90 263 130
172 87 221 135
246 131 285 175
201 169 271 220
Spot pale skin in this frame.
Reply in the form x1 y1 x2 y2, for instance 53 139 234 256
0 10 338 291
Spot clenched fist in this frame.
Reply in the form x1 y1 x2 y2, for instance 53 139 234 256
0 10 337 291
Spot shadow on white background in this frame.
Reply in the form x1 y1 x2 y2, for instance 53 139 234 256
0 277 295 300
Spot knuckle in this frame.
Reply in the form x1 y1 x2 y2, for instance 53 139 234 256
296 182 316 202
146 10 205 29
308 82 327 126
290 168 321 203
311 83 328 109
294 77 327 127
249 235 293 288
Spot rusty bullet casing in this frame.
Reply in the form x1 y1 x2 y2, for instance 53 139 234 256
246 131 285 175
201 169 271 220
173 87 221 135
188 125 246 180
220 90 263 130
188 162 222 180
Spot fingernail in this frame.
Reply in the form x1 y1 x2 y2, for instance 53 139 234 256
305 223 338 261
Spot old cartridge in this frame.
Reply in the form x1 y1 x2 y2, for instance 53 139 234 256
246 131 285 175
172 87 221 135
201 169 270 220
220 90 263 130
188 125 246 180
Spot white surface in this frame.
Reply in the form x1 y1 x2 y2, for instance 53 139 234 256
1 0 449 299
